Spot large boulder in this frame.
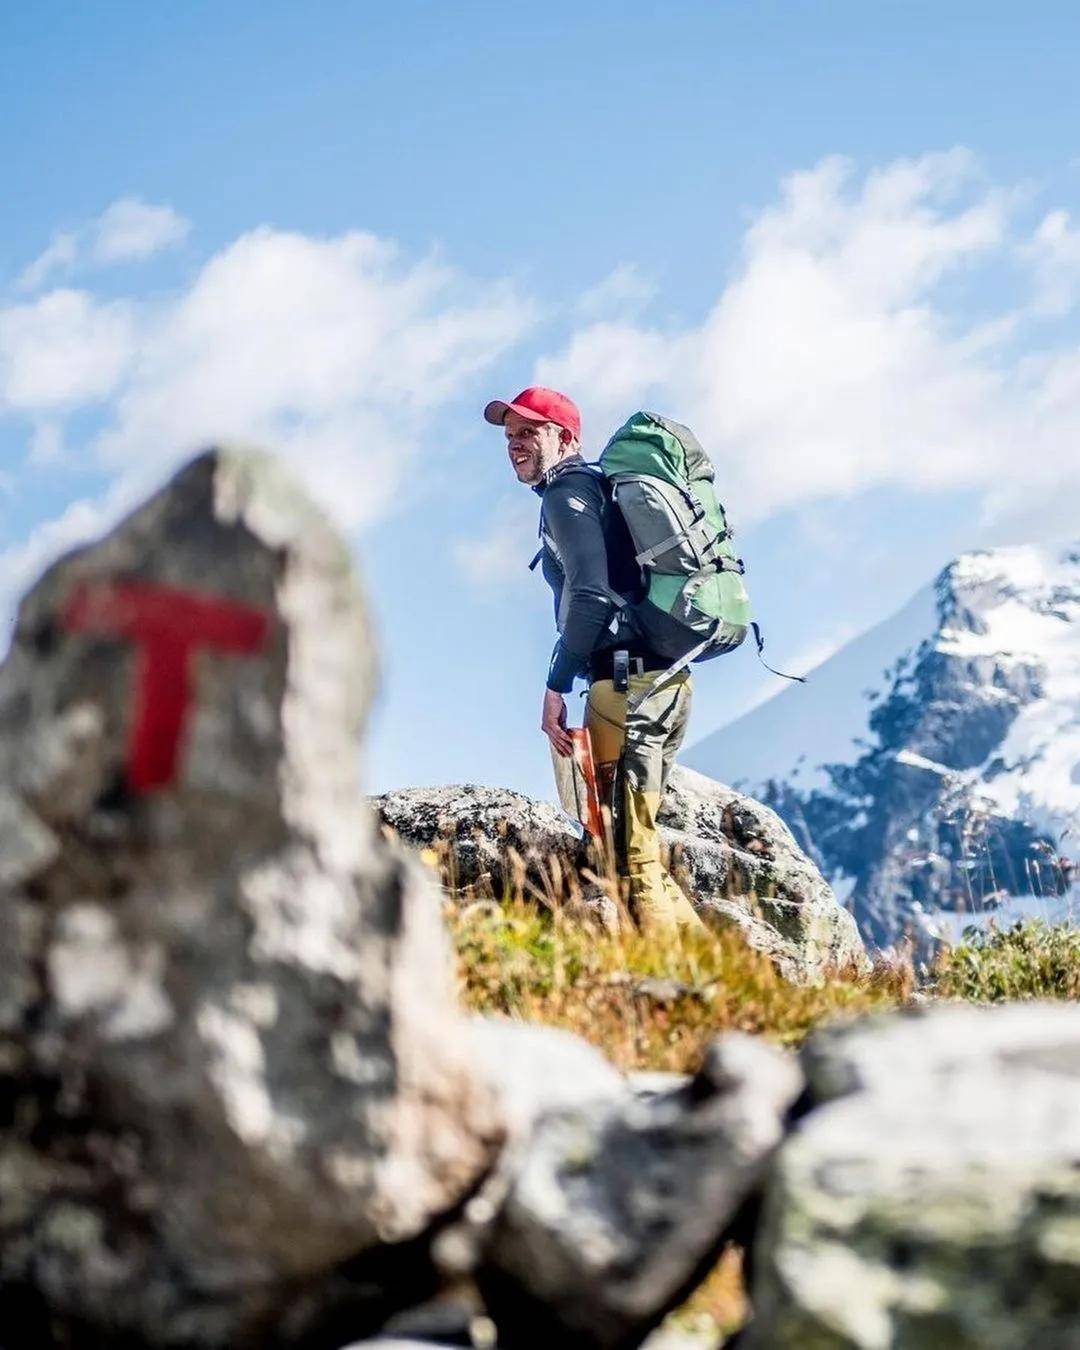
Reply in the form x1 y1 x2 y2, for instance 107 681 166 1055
375 785 581 901
476 1033 802 1350
374 767 866 983
744 1003 1080 1348
658 765 867 981
0 449 499 1347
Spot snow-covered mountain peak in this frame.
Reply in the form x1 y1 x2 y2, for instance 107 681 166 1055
687 538 1080 944
937 543 1080 654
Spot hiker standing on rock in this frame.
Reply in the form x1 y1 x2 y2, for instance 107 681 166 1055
484 386 702 930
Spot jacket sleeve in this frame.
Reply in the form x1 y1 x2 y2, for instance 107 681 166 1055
543 475 619 693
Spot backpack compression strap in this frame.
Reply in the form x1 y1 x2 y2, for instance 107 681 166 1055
750 622 807 684
625 628 719 714
625 620 807 715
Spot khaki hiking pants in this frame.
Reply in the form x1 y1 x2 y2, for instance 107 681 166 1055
586 670 704 931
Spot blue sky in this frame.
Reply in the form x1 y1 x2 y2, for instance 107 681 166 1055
2 1 1079 799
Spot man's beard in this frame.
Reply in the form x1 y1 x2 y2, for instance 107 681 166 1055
533 444 563 481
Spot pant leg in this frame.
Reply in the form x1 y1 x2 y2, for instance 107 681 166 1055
589 672 702 930
585 678 625 865
659 671 692 795
648 674 700 926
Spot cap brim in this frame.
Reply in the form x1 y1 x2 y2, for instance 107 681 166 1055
483 399 548 426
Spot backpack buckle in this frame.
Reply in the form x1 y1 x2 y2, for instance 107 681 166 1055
613 649 630 693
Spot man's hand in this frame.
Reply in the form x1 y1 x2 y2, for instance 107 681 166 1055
542 688 573 757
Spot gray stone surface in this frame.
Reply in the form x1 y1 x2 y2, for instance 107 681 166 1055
468 1017 628 1137
744 1002 1080 1348
658 765 867 982
429 1018 633 1301
374 783 583 898
478 1032 802 1350
0 448 499 1347
374 767 865 984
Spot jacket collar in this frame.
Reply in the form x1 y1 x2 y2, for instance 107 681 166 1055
532 452 586 496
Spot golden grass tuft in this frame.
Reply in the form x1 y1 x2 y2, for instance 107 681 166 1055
450 895 910 1071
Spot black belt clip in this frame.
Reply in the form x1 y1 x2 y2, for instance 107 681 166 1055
613 648 630 693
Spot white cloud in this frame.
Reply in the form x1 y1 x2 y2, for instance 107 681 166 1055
537 150 1080 530
16 231 79 292
536 321 678 438
7 153 1080 639
88 227 531 528
91 197 190 264
0 224 533 617
0 289 135 411
27 420 66 465
1027 209 1080 314
11 199 190 296
453 494 538 587
575 263 658 320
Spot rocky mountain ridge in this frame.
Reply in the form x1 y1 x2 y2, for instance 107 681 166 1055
688 541 1080 943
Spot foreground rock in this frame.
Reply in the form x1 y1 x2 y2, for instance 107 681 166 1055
744 1003 1080 1348
375 767 866 983
0 449 498 1347
477 1033 802 1350
467 1017 628 1134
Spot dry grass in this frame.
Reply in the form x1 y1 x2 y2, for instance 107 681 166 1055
668 1244 748 1343
450 895 909 1071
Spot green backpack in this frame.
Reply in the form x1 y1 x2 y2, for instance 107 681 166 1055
600 412 796 709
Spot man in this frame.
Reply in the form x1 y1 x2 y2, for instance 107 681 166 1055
483 386 700 929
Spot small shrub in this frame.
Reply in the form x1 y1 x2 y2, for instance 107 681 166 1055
931 919 1080 1001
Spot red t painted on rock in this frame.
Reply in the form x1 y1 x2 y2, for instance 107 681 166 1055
63 580 271 794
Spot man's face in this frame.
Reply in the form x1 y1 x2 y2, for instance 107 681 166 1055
505 411 566 486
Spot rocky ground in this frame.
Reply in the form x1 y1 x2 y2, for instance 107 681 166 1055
374 766 866 986
2 447 1080 1350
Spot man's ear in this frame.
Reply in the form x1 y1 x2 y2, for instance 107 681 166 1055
559 427 572 445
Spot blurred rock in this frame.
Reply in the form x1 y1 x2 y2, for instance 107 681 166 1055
468 1017 628 1137
478 1032 802 1350
0 448 499 1347
429 1019 632 1297
338 1343 465 1350
338 1341 466 1349
744 1002 1080 1347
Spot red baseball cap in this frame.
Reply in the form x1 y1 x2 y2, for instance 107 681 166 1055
484 386 581 441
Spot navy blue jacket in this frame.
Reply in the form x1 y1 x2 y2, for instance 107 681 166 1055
533 455 662 692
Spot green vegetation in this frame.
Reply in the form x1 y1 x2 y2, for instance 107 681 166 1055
931 918 1080 1002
